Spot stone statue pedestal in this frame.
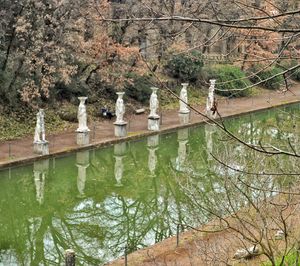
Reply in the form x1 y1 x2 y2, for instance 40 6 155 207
33 141 49 155
179 109 190 114
76 131 90 145
148 116 160 131
114 121 128 137
179 113 190 125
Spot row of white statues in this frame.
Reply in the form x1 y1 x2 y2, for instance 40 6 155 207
33 80 217 154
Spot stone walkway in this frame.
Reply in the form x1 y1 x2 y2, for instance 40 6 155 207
1 85 300 168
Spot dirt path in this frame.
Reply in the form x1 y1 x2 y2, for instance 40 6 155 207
1 85 300 169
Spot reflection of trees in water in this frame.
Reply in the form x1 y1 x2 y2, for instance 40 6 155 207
0 144 191 265
1 105 300 265
177 106 300 239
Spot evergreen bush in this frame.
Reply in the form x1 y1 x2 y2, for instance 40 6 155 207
248 66 284 90
124 74 153 103
57 105 78 122
165 51 204 82
280 60 300 81
203 65 252 97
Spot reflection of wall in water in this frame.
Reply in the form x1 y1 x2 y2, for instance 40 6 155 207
33 159 49 204
76 150 90 196
114 143 127 186
147 134 159 175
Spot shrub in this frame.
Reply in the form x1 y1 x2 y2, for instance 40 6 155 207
280 60 300 81
165 51 204 82
124 73 153 104
203 65 252 97
248 66 284 90
52 81 87 101
57 105 78 122
290 67 300 81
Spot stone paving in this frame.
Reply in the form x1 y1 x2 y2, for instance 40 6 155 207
1 85 300 168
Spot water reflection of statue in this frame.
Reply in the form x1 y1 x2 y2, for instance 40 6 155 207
179 83 189 113
33 159 49 204
114 143 127 186
34 109 46 143
77 97 89 132
149 87 159 117
175 128 189 171
205 123 216 162
114 156 124 186
34 171 45 204
76 150 90 196
115 92 125 123
147 135 159 175
148 148 157 174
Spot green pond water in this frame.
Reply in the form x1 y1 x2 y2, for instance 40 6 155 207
0 104 299 265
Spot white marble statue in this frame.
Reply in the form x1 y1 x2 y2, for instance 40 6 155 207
115 92 125 123
206 79 217 118
179 83 190 113
34 109 46 143
149 87 159 117
77 97 89 132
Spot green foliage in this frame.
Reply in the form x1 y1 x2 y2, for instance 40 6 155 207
203 65 252 97
263 250 299 266
57 105 78 122
124 73 153 103
290 67 300 81
248 66 284 90
0 71 20 108
165 51 204 82
0 109 70 141
52 81 87 102
280 59 300 81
